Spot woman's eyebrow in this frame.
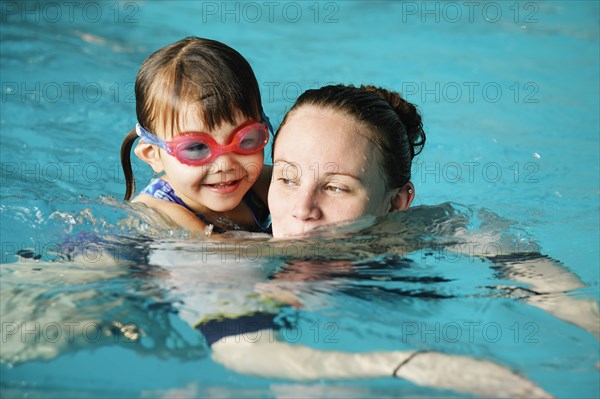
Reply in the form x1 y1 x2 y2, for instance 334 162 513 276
274 160 362 182
272 159 300 168
323 170 362 183
272 159 301 173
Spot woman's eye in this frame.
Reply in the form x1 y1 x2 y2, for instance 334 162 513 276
324 185 349 193
278 177 297 186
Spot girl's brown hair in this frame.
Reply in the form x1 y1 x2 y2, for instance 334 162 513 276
120 37 263 200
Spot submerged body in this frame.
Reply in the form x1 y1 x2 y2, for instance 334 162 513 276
3 204 596 398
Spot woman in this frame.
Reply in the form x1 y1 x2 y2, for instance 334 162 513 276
203 84 554 394
268 84 425 237
234 83 594 394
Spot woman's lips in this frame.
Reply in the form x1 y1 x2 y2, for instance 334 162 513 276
202 178 242 194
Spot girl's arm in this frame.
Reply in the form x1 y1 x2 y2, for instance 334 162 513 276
133 194 209 233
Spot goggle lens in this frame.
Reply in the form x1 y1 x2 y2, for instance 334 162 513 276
237 127 269 152
177 142 211 161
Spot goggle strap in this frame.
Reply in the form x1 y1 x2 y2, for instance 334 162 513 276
136 123 165 147
261 110 274 135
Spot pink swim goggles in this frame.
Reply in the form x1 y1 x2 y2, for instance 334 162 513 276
136 120 269 166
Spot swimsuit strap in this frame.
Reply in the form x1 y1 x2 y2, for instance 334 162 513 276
140 178 186 206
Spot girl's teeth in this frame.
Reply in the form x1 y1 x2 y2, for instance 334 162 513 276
212 181 234 187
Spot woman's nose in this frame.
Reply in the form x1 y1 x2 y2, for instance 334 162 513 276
291 189 322 221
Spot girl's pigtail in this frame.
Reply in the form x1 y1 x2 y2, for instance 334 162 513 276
120 129 138 200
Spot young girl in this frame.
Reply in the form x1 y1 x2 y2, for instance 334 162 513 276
120 37 272 234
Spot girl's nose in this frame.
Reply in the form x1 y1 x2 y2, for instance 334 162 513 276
210 153 237 173
292 189 322 221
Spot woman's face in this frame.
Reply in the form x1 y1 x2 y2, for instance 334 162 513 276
268 106 408 237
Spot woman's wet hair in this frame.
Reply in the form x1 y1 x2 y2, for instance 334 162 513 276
120 37 263 200
275 84 426 189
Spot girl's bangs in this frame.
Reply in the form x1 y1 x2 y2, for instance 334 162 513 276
144 73 260 138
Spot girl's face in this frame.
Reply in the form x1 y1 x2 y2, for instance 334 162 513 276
268 106 410 238
140 107 264 214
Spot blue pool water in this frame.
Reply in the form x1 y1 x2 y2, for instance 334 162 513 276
1 1 599 398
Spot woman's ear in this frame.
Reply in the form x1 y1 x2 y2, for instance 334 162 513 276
134 142 164 174
389 181 415 212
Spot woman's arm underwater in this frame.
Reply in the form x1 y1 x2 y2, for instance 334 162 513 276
211 331 552 398
445 230 599 338
488 253 599 338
